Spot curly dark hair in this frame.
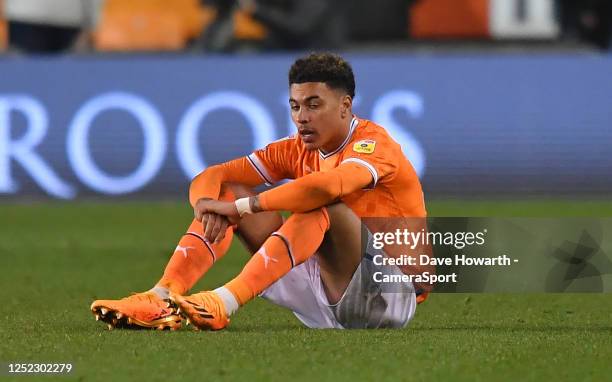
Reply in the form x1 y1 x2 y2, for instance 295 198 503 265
289 53 355 99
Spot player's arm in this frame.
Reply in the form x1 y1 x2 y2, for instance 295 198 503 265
195 162 373 224
191 137 298 243
189 156 268 243
190 136 296 207
252 161 374 213
189 156 264 207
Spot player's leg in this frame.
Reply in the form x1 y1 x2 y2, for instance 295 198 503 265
225 202 363 307
90 183 283 330
258 204 423 329
318 206 426 328
90 186 237 330
315 202 364 304
262 203 418 329
173 202 419 330
171 207 331 330
155 183 282 296
257 203 365 329
171 203 372 330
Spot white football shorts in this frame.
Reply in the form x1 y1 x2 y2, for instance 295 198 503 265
261 234 417 329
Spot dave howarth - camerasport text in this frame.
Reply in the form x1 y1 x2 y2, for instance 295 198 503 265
372 254 512 266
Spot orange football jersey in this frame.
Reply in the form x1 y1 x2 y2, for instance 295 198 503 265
247 117 426 218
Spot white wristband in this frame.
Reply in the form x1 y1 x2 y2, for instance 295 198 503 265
235 197 253 217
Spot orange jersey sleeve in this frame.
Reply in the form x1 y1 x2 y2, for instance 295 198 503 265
248 136 301 184
339 128 400 189
189 156 264 206
339 120 426 218
189 136 301 207
258 162 374 212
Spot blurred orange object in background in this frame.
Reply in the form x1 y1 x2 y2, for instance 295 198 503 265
93 0 216 51
410 0 489 38
0 0 7 51
233 9 267 41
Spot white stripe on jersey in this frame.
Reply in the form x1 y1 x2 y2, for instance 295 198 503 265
247 153 275 186
341 157 379 189
318 117 359 159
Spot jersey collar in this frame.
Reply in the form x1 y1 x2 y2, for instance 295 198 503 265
318 116 358 159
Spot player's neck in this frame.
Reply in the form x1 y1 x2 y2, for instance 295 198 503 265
320 117 353 155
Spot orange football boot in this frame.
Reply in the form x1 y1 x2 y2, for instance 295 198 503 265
169 291 229 331
416 291 429 304
90 291 181 330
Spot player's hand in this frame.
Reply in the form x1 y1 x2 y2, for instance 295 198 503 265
202 213 230 244
194 198 241 225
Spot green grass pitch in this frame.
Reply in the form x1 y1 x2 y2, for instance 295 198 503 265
1 200 611 381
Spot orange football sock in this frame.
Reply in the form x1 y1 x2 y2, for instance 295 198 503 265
156 187 237 295
224 208 330 307
156 218 234 295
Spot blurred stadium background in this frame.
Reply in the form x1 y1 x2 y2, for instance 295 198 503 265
1 1 612 381
0 0 611 202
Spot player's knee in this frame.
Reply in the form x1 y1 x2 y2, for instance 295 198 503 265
287 208 330 232
325 202 359 226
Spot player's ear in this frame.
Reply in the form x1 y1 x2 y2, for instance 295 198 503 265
340 95 352 118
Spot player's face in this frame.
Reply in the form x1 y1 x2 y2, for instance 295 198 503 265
289 82 352 152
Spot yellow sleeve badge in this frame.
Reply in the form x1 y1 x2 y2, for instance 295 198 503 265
353 139 376 154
